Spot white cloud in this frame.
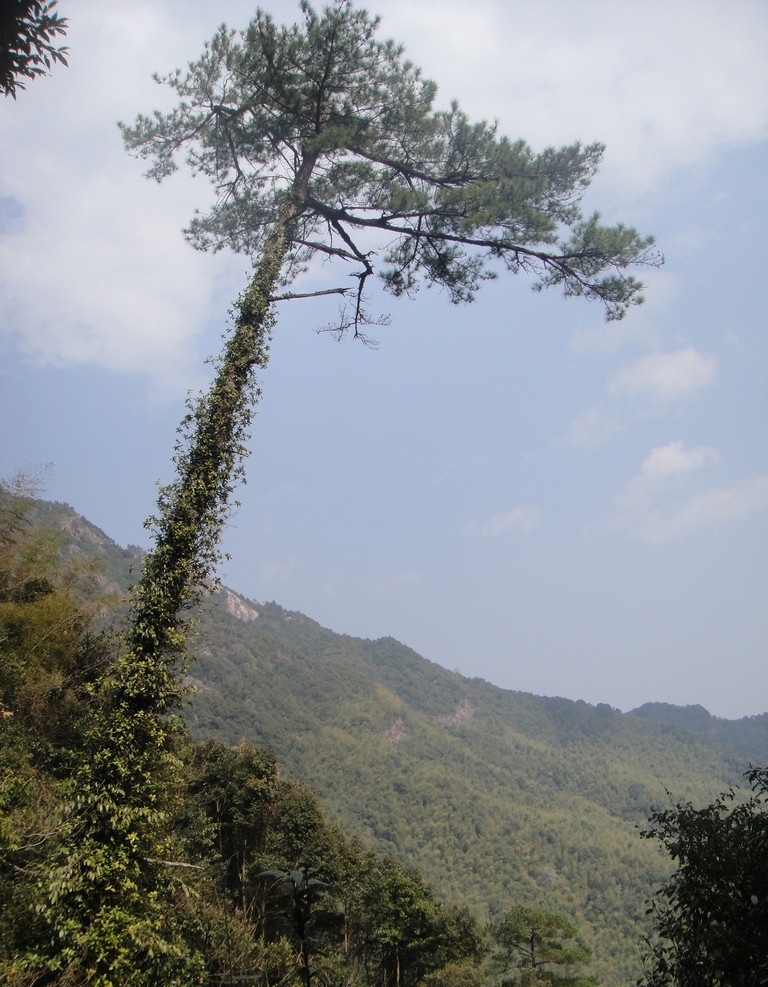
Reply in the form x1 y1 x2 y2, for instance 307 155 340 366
613 441 768 542
387 0 768 195
0 173 223 384
638 441 720 482
567 406 623 449
467 506 541 538
566 345 716 449
666 477 768 533
616 441 719 517
0 2 243 391
609 347 716 403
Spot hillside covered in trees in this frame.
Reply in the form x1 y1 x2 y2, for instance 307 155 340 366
186 593 767 984
4 495 764 985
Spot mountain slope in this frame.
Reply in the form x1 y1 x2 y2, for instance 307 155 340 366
40 500 768 985
187 593 764 979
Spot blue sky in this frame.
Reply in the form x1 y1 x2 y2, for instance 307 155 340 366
2 0 767 718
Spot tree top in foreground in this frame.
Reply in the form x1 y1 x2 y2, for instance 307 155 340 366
0 1 68 99
120 0 660 339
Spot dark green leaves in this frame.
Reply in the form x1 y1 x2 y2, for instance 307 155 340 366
639 767 768 986
491 905 598 985
0 1 69 99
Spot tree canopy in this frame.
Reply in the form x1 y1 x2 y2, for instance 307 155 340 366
0 1 68 99
116 0 660 708
639 766 768 986
491 906 597 986
121 0 658 339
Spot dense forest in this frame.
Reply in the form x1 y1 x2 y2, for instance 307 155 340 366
0 488 603 986
2 493 765 985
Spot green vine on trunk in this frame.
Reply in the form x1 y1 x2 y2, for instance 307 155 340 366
24 198 304 987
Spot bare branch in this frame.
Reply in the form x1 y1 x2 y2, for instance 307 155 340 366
271 286 351 301
144 857 206 871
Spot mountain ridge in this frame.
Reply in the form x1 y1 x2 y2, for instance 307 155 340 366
34 497 768 985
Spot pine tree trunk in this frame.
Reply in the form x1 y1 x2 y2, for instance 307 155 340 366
124 155 315 707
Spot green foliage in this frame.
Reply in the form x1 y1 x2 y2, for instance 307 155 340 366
186 739 279 906
4 499 767 987
121 0 658 340
491 906 597 986
639 766 768 987
258 865 333 987
0 481 118 971
0 501 466 985
0 0 68 99
25 708 200 985
421 959 488 987
345 854 483 987
24 175 291 985
360 856 442 987
0 484 206 985
127 251 278 694
629 702 768 765
180 593 763 986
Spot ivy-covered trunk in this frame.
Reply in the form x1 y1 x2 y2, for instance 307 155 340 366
24 172 312 986
127 179 311 707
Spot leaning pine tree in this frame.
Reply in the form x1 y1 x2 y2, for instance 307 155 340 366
23 3 659 984
119 0 659 651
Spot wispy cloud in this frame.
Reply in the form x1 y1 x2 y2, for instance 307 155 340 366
390 0 768 194
608 347 716 403
567 406 624 449
636 440 720 482
566 346 716 449
664 478 768 534
466 506 541 538
613 441 768 542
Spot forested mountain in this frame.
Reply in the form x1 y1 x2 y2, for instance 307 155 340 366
627 701 768 763
28 499 768 985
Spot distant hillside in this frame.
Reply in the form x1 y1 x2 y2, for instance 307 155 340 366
628 701 768 763
39 499 768 986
